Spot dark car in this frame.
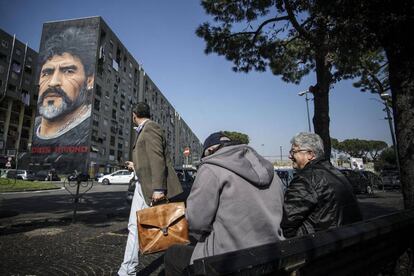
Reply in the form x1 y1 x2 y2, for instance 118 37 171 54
361 171 383 191
67 172 90 182
94 172 104 181
27 170 61 181
125 167 197 205
379 170 400 190
340 169 372 194
170 168 197 202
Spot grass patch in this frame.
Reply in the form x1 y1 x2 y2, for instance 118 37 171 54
0 178 59 193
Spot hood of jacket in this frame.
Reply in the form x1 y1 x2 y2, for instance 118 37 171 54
201 144 274 188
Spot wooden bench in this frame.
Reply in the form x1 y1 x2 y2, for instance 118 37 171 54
187 209 414 275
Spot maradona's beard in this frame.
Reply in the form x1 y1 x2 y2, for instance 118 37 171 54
38 84 88 121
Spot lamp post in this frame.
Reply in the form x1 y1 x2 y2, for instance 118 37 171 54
280 146 283 161
380 93 400 173
298 90 312 132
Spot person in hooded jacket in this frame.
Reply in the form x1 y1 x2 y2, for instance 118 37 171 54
164 131 285 276
281 132 362 238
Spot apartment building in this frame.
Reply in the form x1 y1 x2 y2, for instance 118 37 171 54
30 17 201 175
0 28 38 168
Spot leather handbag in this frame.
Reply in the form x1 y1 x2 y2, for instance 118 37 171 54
137 201 190 254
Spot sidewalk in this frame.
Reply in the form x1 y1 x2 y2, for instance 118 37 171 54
0 205 165 275
0 190 404 276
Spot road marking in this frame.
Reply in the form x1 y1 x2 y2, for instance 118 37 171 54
0 187 65 195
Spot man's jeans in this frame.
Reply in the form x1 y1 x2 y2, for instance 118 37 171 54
118 182 149 276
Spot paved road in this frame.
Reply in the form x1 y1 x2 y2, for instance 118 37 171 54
0 189 405 276
0 181 130 226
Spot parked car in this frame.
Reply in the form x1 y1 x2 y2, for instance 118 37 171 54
340 169 372 194
27 170 61 181
360 171 383 190
94 172 104 181
171 167 197 202
98 170 134 185
67 172 90 182
379 170 400 190
274 168 295 190
125 167 197 205
6 169 31 180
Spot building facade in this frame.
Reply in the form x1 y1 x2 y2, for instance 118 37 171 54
0 28 38 168
30 17 201 175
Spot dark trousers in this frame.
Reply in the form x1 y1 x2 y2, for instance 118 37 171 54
164 244 195 276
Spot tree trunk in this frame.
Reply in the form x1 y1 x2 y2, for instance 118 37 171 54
313 52 332 161
384 42 414 210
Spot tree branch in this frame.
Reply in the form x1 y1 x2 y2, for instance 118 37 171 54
252 16 290 42
227 15 290 43
283 0 313 42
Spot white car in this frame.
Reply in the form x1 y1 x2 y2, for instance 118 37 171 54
98 170 134 185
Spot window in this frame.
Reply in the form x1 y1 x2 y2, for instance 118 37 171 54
8 84 16 92
94 99 101 111
96 84 102 97
24 63 32 74
110 136 115 146
11 72 19 80
112 59 119 71
15 48 22 56
92 118 99 127
1 40 8 48
0 53 7 62
11 61 22 74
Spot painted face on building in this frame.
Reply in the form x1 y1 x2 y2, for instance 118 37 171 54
38 52 94 121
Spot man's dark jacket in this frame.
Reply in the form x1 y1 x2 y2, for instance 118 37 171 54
281 158 362 238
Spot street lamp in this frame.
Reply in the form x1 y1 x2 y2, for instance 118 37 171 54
280 146 283 161
380 93 400 173
298 90 312 132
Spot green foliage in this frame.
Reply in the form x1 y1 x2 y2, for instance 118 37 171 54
332 138 388 161
223 131 250 144
351 51 390 95
0 178 58 192
374 147 397 171
331 138 341 151
197 1 321 83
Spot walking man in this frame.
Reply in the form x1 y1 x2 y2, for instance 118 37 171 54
118 102 182 276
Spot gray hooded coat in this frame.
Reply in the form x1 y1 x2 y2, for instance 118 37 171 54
186 144 284 263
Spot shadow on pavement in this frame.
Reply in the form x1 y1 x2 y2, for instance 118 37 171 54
359 201 401 219
137 253 165 276
0 191 131 235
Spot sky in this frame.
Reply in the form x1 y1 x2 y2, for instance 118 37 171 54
0 0 392 159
